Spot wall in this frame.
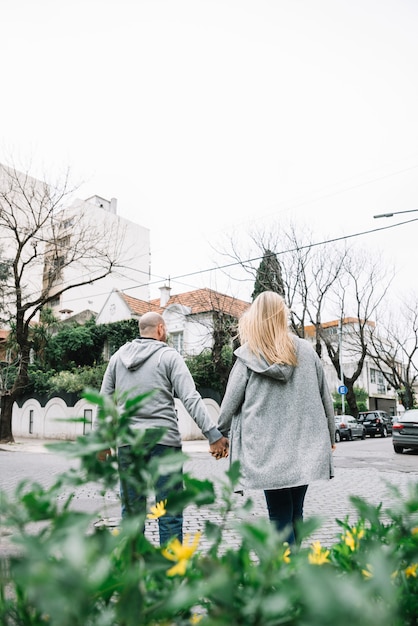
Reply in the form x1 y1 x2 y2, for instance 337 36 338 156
12 395 220 442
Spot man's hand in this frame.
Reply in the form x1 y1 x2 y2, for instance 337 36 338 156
210 436 229 460
97 448 112 462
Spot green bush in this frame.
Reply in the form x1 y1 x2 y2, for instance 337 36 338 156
1 391 418 625
185 345 233 395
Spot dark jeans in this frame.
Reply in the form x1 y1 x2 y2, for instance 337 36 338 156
264 484 308 545
118 443 183 545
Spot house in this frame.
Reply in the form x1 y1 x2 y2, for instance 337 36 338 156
96 285 250 358
11 286 250 442
304 318 400 416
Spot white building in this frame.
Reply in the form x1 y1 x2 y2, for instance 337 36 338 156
0 164 150 324
96 285 250 358
46 194 150 318
304 318 399 416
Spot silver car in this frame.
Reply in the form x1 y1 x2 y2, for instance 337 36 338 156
335 415 366 441
392 409 418 454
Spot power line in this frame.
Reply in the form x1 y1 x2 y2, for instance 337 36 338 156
31 215 418 305
137 215 418 289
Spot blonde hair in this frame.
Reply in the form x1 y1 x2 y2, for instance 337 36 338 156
239 291 297 366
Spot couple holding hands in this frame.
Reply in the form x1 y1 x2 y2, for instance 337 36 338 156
98 292 335 546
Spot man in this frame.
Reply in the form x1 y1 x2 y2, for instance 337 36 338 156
98 311 229 544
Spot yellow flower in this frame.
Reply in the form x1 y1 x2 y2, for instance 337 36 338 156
190 614 203 624
344 531 355 551
308 541 330 565
162 532 201 577
412 527 418 536
111 528 120 537
353 527 364 540
147 499 167 519
343 526 364 551
405 563 418 578
362 564 373 579
282 546 291 564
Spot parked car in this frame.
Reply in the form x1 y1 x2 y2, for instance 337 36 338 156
335 418 342 443
392 409 418 454
357 410 393 437
334 415 365 441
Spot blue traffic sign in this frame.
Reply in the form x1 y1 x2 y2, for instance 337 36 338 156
338 385 348 395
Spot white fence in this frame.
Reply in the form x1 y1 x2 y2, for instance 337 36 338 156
12 395 221 442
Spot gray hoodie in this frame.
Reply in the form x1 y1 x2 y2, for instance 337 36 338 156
217 337 335 490
99 338 222 447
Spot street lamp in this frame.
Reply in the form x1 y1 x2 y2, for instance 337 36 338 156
374 209 418 218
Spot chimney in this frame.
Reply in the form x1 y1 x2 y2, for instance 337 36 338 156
110 197 117 214
159 284 171 307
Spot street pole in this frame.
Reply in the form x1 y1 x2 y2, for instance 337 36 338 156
339 319 345 415
374 209 418 218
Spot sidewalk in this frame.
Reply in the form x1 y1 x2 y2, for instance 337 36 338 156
0 436 210 455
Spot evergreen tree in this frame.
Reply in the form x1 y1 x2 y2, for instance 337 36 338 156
251 249 285 301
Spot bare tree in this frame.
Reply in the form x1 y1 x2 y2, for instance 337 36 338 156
367 296 418 410
0 163 126 442
319 253 394 416
219 221 393 416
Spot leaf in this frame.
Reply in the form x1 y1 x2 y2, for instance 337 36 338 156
225 460 241 487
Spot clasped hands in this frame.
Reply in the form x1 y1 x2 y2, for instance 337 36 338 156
209 435 229 460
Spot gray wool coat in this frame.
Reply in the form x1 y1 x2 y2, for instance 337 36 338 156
217 337 335 491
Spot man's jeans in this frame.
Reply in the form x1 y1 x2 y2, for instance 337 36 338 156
118 443 183 545
264 484 308 545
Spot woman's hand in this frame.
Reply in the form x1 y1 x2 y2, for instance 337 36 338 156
209 436 229 460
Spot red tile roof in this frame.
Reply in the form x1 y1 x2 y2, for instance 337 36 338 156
120 288 250 319
304 317 376 337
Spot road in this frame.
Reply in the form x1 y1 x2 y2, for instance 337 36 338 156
1 435 418 552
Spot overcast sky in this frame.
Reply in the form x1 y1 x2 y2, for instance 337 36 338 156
1 0 418 303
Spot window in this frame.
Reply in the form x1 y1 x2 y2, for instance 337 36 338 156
377 371 385 394
371 368 386 393
49 295 60 308
83 409 93 434
323 326 338 336
169 332 184 354
29 410 34 434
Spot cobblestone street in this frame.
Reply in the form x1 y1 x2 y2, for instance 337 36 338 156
1 436 418 556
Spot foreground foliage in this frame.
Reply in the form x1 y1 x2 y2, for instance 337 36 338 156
1 391 418 625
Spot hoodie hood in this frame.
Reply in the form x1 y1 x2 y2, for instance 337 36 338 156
118 338 169 371
234 343 295 382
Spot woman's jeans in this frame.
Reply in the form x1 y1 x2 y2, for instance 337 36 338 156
118 443 183 545
264 484 308 545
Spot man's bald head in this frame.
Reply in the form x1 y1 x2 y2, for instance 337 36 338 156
139 312 167 341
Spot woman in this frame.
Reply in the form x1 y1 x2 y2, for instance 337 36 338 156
217 291 336 545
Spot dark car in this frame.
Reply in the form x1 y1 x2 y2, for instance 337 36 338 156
392 409 418 454
335 416 365 441
357 410 393 438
